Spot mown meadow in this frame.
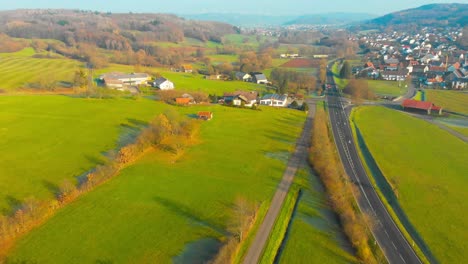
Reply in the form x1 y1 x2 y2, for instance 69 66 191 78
426 89 468 115
7 105 307 263
277 169 357 264
352 106 468 263
0 48 81 91
367 80 407 97
0 95 168 213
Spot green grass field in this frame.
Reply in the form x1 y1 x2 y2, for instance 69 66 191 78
97 64 267 95
352 106 468 263
426 90 468 115
8 105 306 263
367 80 407 96
0 48 81 90
277 169 357 264
0 96 168 212
331 62 348 89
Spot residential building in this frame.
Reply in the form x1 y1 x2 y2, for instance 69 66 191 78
153 77 174 90
259 94 288 107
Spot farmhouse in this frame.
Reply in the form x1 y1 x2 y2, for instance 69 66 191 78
402 99 443 115
181 64 193 73
197 111 213 120
259 94 288 107
235 72 252 82
153 77 174 90
250 72 268 84
99 72 150 88
223 91 258 107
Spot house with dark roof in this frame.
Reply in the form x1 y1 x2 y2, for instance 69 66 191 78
223 91 258 107
153 77 174 90
250 72 268 84
259 94 288 107
235 72 252 82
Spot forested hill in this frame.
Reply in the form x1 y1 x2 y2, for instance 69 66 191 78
0 9 238 47
358 3 468 30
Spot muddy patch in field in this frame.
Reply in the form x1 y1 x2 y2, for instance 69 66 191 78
173 237 222 264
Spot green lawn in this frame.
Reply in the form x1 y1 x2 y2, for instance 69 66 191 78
98 64 267 95
332 62 348 89
8 105 307 263
352 106 468 263
278 169 357 264
0 48 81 90
207 54 238 64
426 90 468 115
0 96 168 212
367 80 407 96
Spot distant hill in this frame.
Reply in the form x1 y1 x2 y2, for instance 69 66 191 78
182 13 377 27
284 13 376 25
361 3 468 29
182 13 296 27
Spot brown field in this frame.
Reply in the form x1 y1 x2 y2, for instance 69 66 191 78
280 58 320 68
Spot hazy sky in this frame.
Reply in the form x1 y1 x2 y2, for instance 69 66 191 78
0 0 466 15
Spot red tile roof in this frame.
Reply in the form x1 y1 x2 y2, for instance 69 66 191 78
402 99 441 111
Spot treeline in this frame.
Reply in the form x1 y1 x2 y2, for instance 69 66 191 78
270 68 317 94
309 104 378 263
0 110 199 259
0 9 237 68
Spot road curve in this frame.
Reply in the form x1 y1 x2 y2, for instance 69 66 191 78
326 72 422 264
242 99 316 264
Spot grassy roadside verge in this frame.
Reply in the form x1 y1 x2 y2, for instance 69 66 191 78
314 102 378 263
258 186 300 264
331 62 349 90
349 108 430 264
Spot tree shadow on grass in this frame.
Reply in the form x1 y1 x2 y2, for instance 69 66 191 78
153 196 228 236
42 180 60 198
117 118 148 148
1 196 22 215
354 126 438 263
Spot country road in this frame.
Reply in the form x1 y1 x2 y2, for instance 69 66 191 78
242 99 317 264
326 71 422 264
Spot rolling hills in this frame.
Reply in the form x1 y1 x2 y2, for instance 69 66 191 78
359 3 468 29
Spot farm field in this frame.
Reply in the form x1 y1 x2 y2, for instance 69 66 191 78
0 95 168 212
367 80 407 96
0 48 81 91
280 58 320 68
426 90 468 115
277 169 357 264
352 106 468 263
8 105 307 263
97 64 268 95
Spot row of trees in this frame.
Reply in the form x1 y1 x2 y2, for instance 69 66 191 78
310 105 379 263
0 111 199 254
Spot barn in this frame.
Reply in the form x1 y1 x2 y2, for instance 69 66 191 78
402 99 443 115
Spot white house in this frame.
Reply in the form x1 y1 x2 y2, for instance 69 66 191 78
153 77 174 90
223 91 258 107
235 72 252 82
259 94 288 107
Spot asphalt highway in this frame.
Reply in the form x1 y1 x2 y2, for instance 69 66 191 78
326 72 422 264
